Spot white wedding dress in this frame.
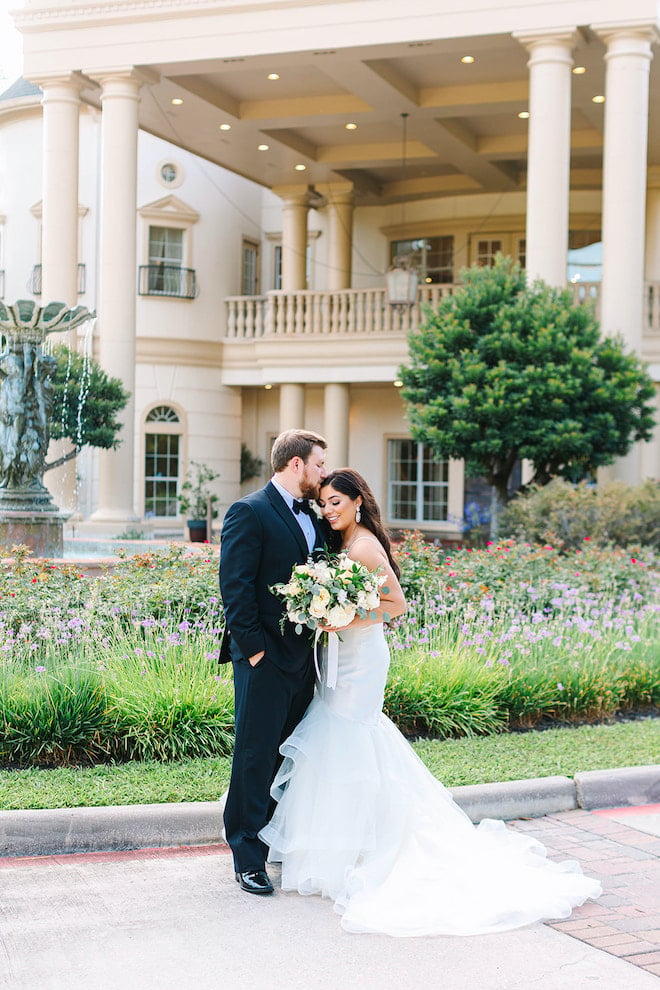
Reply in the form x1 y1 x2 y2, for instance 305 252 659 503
259 622 602 937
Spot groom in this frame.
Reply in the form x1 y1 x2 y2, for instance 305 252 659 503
219 428 328 894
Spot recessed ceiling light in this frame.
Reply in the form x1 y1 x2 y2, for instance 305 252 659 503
258 144 270 151
518 111 530 119
294 163 306 171
267 73 280 81
461 55 475 64
592 94 605 104
393 379 404 388
219 123 231 131
171 98 183 106
264 383 273 390
572 66 587 75
345 122 358 130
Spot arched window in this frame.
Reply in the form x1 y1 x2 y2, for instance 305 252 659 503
144 405 181 517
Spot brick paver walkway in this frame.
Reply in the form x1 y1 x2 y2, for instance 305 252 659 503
510 804 660 980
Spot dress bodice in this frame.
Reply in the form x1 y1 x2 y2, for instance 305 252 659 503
318 624 389 725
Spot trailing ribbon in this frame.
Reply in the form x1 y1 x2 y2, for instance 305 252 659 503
313 628 339 689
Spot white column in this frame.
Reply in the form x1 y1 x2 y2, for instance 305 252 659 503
34 73 84 306
277 188 309 291
595 24 656 484
91 71 143 521
515 30 576 287
324 383 350 468
596 25 656 350
643 179 660 481
279 383 305 431
318 184 354 291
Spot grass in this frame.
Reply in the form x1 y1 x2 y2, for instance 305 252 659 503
0 716 656 811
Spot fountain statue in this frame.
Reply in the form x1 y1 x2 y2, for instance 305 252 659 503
0 299 94 557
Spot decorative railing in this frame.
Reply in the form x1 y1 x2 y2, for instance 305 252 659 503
225 284 455 339
138 265 197 299
225 281 660 340
29 263 86 296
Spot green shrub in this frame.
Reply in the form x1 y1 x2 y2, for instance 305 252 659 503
106 646 234 762
0 665 110 765
385 646 506 737
501 478 660 550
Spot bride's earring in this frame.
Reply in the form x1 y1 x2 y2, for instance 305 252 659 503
355 505 361 523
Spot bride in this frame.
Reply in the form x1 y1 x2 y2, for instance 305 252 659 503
258 468 602 937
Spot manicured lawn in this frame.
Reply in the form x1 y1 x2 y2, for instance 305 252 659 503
1 716 656 810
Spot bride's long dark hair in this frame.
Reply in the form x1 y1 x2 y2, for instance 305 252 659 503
320 468 401 579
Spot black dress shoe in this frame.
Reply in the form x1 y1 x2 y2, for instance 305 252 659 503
235 869 274 895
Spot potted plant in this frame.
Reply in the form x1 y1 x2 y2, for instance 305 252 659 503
178 461 220 542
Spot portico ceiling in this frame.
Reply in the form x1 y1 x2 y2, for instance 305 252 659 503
16 5 660 204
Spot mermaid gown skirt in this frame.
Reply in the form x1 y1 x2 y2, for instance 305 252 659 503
259 625 601 937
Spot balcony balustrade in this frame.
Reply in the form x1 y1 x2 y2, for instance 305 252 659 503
226 281 660 341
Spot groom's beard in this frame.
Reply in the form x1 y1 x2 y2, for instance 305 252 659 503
299 470 321 501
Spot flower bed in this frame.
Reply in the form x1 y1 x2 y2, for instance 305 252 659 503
0 538 657 766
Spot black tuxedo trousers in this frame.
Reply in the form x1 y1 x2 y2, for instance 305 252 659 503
219 482 326 872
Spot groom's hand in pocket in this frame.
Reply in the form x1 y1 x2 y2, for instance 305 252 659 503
248 651 265 667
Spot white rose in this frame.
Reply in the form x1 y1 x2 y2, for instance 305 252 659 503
364 590 380 610
309 588 331 618
312 562 332 581
327 604 356 628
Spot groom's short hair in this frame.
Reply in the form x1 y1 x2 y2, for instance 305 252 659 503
271 429 327 472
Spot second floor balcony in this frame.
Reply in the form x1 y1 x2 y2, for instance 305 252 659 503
226 282 660 342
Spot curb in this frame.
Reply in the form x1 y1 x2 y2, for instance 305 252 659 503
1 765 658 858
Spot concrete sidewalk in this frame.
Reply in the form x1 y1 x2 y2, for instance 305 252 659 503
0 806 659 990
0 765 659 988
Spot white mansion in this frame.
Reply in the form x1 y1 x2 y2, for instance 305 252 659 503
1 0 660 537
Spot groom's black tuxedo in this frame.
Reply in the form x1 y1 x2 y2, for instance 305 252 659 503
219 481 326 670
219 481 327 873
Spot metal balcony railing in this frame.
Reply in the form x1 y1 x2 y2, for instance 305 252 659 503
138 265 197 299
29 263 86 296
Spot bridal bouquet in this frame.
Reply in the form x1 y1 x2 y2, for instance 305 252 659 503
270 552 388 687
271 551 386 633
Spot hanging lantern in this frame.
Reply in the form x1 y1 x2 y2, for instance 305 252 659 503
385 112 418 307
386 255 418 306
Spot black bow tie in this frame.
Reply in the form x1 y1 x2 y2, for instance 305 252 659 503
293 499 315 517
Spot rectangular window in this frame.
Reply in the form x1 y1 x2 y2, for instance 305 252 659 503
388 439 449 523
390 236 454 284
475 238 503 267
242 239 260 296
148 226 184 294
144 432 180 517
273 244 282 290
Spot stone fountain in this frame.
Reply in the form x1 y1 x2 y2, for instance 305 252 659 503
0 299 94 558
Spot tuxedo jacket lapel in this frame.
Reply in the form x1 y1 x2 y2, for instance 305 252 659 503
265 482 309 558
